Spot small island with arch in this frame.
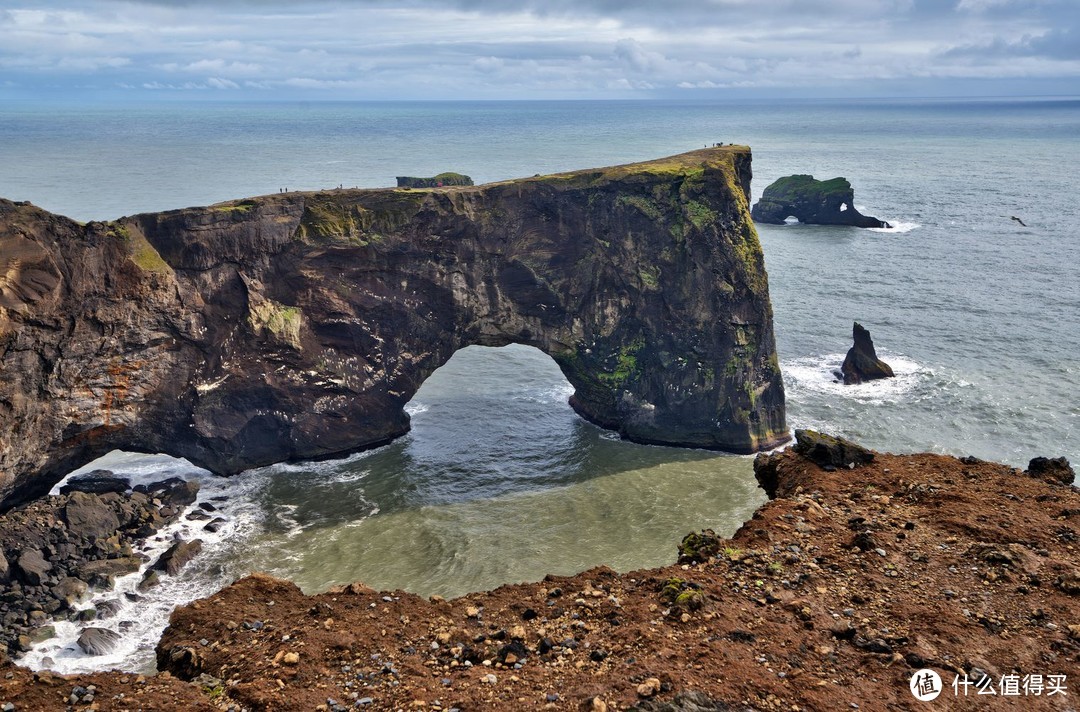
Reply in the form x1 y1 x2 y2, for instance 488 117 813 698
751 174 891 228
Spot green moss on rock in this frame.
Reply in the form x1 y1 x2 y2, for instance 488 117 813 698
685 200 717 230
598 336 645 386
210 200 257 214
678 529 723 563
249 300 303 350
617 195 664 221
110 223 172 275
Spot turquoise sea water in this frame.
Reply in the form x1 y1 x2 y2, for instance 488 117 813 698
3 99 1078 672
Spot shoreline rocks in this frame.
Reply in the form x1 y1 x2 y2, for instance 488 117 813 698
133 440 1073 712
0 474 202 655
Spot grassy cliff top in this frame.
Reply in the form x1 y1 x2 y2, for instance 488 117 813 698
759 174 851 202
165 146 751 219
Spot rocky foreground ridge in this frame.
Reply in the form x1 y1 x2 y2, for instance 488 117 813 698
2 434 1077 711
0 147 787 511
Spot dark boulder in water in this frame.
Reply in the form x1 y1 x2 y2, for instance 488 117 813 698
152 539 203 576
77 557 143 587
751 175 890 228
77 626 121 655
95 598 124 619
134 478 200 508
203 518 228 533
840 322 895 385
60 470 131 496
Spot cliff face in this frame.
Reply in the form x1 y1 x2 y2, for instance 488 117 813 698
0 147 787 509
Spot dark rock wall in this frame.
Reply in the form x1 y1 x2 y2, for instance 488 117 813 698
0 147 788 510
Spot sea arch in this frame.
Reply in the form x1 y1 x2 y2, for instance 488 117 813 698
0 148 788 509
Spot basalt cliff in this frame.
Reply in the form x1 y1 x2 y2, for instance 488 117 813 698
0 147 788 510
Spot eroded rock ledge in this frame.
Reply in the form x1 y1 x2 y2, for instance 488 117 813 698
3 437 1075 710
0 147 788 510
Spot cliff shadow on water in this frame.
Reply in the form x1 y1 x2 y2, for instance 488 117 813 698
0 147 788 510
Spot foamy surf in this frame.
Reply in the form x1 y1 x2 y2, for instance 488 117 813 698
852 205 920 233
781 352 926 405
21 455 266 675
868 219 920 233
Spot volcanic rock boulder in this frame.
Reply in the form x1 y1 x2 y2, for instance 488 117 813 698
152 539 203 576
64 491 122 539
59 470 131 496
793 429 875 470
77 626 121 655
751 175 890 228
0 147 789 510
14 549 51 586
840 322 895 385
1026 456 1074 486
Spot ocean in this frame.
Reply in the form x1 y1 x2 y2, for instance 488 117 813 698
2 98 1077 672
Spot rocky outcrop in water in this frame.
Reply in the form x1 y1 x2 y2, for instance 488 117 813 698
751 175 890 228
395 172 474 188
0 474 201 654
0 147 788 510
840 322 895 385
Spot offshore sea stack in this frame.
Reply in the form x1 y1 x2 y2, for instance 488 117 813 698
751 174 891 228
0 147 788 509
841 322 895 385
395 172 473 189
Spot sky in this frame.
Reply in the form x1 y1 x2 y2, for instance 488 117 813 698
1 0 1078 101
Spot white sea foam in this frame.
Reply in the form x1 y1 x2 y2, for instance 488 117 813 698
852 205 920 233
513 383 575 404
868 219 920 233
405 401 430 416
781 352 926 405
22 456 268 675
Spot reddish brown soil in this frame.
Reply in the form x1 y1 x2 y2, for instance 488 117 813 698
3 447 1079 711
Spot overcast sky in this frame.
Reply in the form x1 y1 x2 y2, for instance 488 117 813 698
1 0 1078 101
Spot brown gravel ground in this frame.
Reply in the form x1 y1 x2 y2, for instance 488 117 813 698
2 444 1078 711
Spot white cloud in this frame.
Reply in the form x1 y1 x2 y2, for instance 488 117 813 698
0 0 1075 98
205 76 239 89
